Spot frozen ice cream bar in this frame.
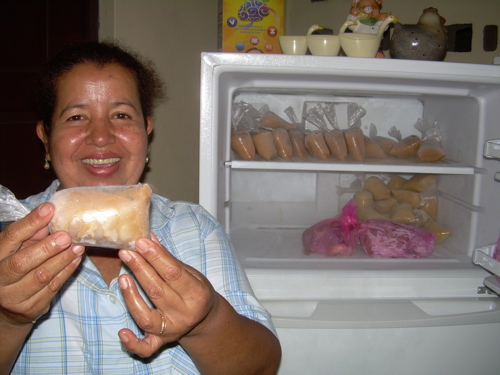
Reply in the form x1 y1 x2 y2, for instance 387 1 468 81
49 184 152 250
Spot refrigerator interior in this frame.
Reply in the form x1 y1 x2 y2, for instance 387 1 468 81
200 53 500 301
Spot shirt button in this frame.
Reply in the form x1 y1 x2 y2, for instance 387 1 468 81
109 296 117 304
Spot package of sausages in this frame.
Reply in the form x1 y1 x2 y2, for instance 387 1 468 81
49 184 152 250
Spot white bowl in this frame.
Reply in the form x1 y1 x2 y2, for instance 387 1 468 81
339 33 381 58
307 34 341 56
279 36 308 55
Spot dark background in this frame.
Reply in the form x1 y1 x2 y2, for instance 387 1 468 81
0 0 98 199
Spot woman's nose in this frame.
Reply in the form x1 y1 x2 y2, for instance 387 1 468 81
85 118 116 146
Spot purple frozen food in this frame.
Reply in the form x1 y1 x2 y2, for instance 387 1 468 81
358 219 435 258
302 200 359 256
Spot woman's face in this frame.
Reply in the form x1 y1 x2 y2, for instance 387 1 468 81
37 62 154 189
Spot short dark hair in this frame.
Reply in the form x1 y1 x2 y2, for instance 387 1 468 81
34 41 165 134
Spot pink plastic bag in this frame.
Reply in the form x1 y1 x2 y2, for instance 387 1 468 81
358 219 436 258
302 200 359 256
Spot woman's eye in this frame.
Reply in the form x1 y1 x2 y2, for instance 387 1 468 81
67 115 85 121
114 113 132 119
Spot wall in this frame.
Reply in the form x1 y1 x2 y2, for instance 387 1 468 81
99 0 498 203
99 0 218 203
284 0 499 64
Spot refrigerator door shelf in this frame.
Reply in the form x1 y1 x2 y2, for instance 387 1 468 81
484 276 500 295
473 246 500 276
472 245 500 295
484 139 500 159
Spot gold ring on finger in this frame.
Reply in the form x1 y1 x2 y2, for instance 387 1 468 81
158 312 166 336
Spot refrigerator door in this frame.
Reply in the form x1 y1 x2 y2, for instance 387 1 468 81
274 322 500 375
473 243 500 294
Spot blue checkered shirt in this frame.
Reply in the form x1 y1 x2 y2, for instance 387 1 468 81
10 180 275 374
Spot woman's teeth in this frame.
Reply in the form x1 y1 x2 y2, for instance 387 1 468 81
82 158 120 165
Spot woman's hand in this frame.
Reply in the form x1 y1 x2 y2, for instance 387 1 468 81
0 203 84 326
118 235 281 374
117 234 218 357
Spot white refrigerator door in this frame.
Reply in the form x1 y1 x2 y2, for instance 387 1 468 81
274 323 500 375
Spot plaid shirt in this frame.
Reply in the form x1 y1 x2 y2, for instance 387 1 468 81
11 180 275 374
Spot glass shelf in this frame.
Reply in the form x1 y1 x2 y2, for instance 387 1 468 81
226 158 476 175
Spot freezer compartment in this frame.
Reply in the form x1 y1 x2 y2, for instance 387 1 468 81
199 54 500 297
223 73 499 286
229 91 480 167
200 54 500 218
228 167 498 297
229 170 479 256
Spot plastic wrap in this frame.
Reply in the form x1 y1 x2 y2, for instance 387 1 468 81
230 102 262 160
369 123 395 155
285 106 309 159
358 219 436 258
231 101 262 132
302 200 359 256
302 104 331 160
390 134 422 158
272 128 293 160
414 118 446 162
252 129 277 160
303 198 437 258
305 130 331 160
231 125 256 161
0 185 30 222
344 103 367 162
231 102 302 161
260 110 295 130
289 129 309 159
49 184 152 250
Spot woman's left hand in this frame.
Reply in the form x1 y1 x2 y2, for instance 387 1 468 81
116 234 219 358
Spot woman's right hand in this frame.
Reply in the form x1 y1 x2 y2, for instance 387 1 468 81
0 203 84 326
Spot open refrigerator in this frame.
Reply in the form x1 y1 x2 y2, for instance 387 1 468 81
199 53 500 374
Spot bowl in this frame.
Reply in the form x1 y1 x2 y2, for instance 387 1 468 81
339 33 381 58
279 36 308 55
307 35 341 56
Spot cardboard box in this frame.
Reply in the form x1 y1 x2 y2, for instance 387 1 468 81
218 0 284 54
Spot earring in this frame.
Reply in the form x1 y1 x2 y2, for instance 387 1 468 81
146 146 150 163
43 159 50 170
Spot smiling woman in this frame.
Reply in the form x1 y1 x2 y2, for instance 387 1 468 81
36 62 154 188
0 41 281 375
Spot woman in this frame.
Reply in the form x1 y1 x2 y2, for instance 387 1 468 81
0 42 281 374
